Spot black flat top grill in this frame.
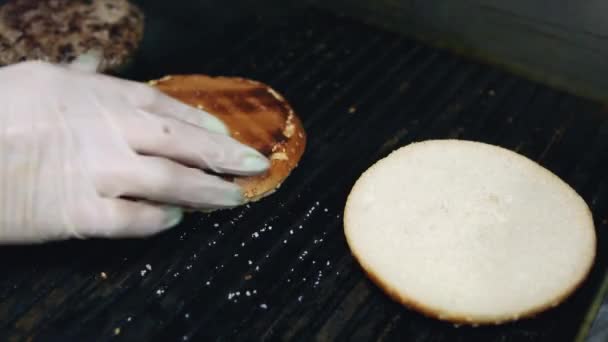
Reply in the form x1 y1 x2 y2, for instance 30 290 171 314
1 9 607 342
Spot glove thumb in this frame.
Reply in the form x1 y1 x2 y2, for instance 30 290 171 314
67 50 103 73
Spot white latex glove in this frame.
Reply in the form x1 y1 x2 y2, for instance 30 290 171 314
0 60 270 244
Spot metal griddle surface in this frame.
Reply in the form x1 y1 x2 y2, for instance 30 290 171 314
0 9 607 342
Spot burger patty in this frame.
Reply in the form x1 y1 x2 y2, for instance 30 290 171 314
0 0 144 72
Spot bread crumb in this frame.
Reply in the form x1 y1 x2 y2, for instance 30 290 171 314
100 272 107 279
283 120 295 138
271 152 289 160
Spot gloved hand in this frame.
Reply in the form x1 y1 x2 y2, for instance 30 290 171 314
0 60 269 244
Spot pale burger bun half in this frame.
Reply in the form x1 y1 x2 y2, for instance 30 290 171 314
151 75 306 203
344 139 596 325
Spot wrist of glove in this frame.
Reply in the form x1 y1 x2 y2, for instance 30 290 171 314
0 59 269 244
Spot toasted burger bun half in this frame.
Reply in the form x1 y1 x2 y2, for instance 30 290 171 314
344 140 596 325
0 0 144 73
152 75 306 203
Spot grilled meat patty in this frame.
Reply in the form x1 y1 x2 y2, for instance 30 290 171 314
0 0 144 73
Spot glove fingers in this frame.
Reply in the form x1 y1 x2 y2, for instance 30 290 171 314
93 76 228 134
100 155 246 210
76 198 184 238
145 92 230 135
122 112 270 176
